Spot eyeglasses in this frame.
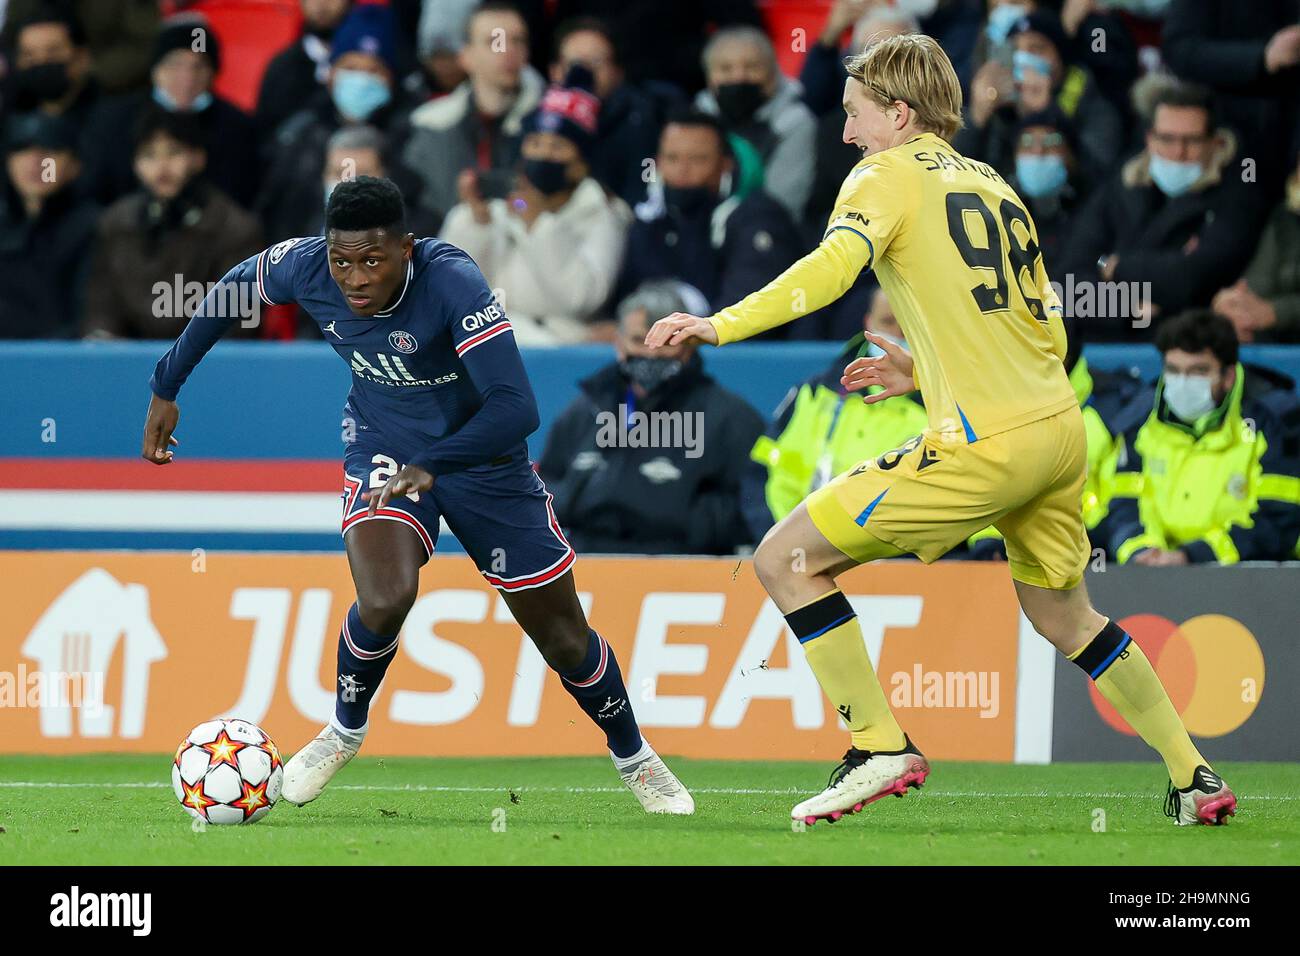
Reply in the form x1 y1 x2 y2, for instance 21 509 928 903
1150 131 1209 150
1018 131 1065 150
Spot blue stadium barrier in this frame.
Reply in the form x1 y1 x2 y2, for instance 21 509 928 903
2 340 1295 552
2 341 1298 461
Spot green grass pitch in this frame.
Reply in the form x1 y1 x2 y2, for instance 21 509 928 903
1 755 1296 865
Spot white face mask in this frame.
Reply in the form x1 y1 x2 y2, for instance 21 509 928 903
1163 372 1217 423
865 334 906 358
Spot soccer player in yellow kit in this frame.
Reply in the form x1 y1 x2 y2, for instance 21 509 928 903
645 35 1237 827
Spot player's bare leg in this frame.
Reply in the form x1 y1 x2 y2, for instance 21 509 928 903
753 503 929 825
500 573 693 815
283 519 426 805
1015 578 1236 826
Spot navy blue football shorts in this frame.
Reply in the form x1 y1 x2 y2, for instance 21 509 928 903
341 440 575 592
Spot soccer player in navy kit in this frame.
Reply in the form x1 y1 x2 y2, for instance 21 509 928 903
142 177 693 814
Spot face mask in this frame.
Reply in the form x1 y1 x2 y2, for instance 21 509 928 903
621 356 683 392
986 4 1028 46
663 183 717 216
331 69 391 121
1016 153 1068 198
714 82 766 126
522 158 571 196
1162 372 1217 423
152 86 213 113
1012 49 1054 83
15 62 71 103
865 336 906 359
1148 153 1203 198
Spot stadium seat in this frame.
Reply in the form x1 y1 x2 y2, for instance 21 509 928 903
758 0 834 78
174 0 303 114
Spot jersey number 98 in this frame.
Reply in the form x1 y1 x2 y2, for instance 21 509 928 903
945 192 1044 318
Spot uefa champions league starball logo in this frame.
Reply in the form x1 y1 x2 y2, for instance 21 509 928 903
389 330 418 353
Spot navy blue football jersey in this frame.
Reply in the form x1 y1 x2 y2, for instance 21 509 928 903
151 236 540 474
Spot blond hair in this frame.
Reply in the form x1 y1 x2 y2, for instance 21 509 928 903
844 34 963 142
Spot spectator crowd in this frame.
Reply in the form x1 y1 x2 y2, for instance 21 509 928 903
1 0 1298 561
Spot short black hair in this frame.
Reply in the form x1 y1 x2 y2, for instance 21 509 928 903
552 16 618 66
662 107 731 157
465 0 526 44
133 105 205 153
1149 82 1216 135
1156 309 1239 368
11 3 86 49
325 175 407 234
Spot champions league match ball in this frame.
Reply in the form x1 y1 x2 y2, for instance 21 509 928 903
171 718 284 825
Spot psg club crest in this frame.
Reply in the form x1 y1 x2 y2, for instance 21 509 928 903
389 330 418 354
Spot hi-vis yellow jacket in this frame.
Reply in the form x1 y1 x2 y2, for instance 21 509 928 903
744 337 928 535
967 357 1141 553
1107 364 1300 564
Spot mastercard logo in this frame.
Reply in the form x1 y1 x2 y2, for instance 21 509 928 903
1088 614 1266 737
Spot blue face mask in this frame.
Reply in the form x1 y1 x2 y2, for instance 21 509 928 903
1149 153 1203 198
331 69 391 121
153 86 213 113
1012 49 1054 83
1016 153 1068 198
986 4 1028 45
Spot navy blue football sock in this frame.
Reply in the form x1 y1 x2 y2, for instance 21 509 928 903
557 630 644 760
333 603 399 735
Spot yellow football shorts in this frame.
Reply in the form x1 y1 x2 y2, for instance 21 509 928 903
806 405 1090 590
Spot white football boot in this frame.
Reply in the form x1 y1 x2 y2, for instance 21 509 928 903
617 747 695 815
1165 765 1237 826
282 725 361 806
792 737 929 826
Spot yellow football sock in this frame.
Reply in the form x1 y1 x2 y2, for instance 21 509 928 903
787 589 906 752
1070 621 1206 788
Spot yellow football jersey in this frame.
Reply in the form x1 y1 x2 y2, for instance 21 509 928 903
709 131 1078 445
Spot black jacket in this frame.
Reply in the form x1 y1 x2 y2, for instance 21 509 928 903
537 356 765 555
253 88 423 242
82 91 262 208
615 190 805 323
1060 135 1270 336
1164 0 1300 191
1020 184 1082 280
589 82 664 208
0 180 100 338
255 40 326 143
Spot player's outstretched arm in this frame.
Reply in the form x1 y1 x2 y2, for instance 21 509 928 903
141 394 180 464
707 226 875 345
644 312 719 349
841 331 915 404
